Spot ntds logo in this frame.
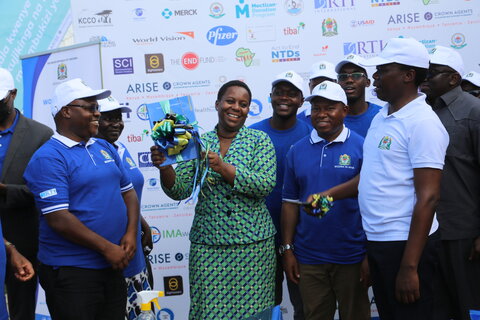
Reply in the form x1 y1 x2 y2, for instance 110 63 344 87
206 26 238 46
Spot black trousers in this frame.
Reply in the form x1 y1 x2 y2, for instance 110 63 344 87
367 234 440 320
435 239 480 320
39 264 126 320
5 259 38 320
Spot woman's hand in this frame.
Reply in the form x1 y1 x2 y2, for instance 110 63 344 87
207 151 225 174
150 145 169 170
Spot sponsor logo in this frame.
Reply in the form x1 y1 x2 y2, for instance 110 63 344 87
313 45 330 57
164 80 212 90
77 9 113 28
142 202 179 212
388 13 421 24
136 104 150 120
57 63 67 80
249 99 263 116
132 7 146 21
343 40 386 58
162 8 198 19
158 308 175 320
39 188 57 199
432 9 473 19
145 54 165 73
210 2 226 18
350 19 375 27
423 0 440 4
89 35 116 47
127 130 150 143
138 152 153 167
145 177 160 190
314 0 356 12
451 33 467 49
127 82 160 94
113 57 134 75
420 39 437 50
339 154 351 165
247 25 276 42
181 52 199 70
322 18 338 36
371 0 400 7
271 44 301 62
164 276 184 296
206 26 238 46
236 48 257 67
378 136 392 150
285 0 303 15
284 22 305 36
424 12 433 20
235 0 277 18
151 227 189 243
100 150 114 163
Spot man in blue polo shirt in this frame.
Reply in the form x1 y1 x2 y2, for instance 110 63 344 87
250 70 310 319
24 79 140 320
281 81 369 320
335 54 382 137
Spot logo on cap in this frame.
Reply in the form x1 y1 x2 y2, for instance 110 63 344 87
319 83 328 90
346 54 355 60
318 64 326 70
285 72 294 78
466 73 474 78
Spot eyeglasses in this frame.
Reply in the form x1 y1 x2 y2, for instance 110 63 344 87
67 103 99 113
468 90 480 97
426 70 456 79
337 72 366 82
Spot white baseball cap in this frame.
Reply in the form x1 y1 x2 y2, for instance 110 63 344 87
361 37 430 69
272 70 304 93
0 68 15 100
98 95 132 113
305 81 347 105
463 71 480 87
335 54 367 73
51 78 111 116
309 61 337 80
429 46 464 76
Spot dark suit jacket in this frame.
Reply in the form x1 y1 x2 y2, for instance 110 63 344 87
0 110 53 259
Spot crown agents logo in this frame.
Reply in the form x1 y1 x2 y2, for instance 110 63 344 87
206 26 238 46
322 18 338 36
57 63 67 80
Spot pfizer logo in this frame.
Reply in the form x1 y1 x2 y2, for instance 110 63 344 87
206 26 238 46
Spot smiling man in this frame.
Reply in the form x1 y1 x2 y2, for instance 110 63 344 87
335 54 381 137
281 81 369 320
250 70 310 319
24 79 139 320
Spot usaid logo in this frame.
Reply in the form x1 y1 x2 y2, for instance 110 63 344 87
206 26 238 46
113 57 134 75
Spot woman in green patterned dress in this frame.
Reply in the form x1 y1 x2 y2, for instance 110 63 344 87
151 80 277 319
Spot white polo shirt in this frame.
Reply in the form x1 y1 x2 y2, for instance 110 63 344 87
358 93 449 241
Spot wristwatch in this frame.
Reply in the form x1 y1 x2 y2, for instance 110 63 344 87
279 244 294 255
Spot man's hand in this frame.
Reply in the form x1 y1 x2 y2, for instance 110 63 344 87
8 248 35 281
120 232 137 261
360 255 371 288
469 236 480 261
103 243 130 270
395 265 420 304
283 251 300 284
141 218 153 254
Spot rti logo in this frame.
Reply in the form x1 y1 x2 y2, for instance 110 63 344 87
113 57 134 75
206 26 238 46
343 40 386 57
77 9 113 27
314 0 356 11
161 8 198 19
371 0 400 7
